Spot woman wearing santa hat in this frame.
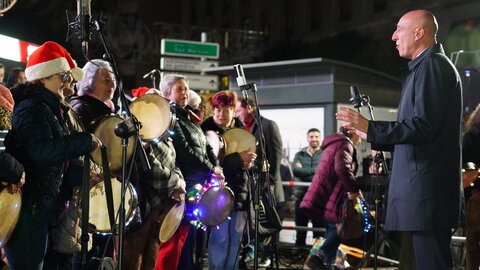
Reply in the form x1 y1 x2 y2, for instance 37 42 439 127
3 41 101 270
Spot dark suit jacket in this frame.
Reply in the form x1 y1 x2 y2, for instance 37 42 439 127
367 44 462 231
251 116 284 203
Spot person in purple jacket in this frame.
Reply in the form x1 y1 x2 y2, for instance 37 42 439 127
300 128 360 269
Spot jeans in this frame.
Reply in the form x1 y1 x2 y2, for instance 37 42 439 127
320 220 341 265
208 211 247 270
4 201 58 270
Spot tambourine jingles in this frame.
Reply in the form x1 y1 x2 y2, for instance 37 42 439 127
0 188 21 248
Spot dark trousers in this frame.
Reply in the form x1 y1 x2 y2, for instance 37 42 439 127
294 199 322 245
403 229 453 270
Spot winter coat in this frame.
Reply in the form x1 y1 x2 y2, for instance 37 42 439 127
368 44 462 231
292 147 322 198
170 104 217 188
250 116 284 203
201 117 250 211
69 94 113 131
6 83 93 219
300 133 358 223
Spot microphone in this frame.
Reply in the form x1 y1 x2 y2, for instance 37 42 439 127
143 69 159 79
234 64 249 100
349 85 364 109
114 116 138 139
76 0 92 51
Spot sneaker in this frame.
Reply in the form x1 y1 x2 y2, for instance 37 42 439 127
258 257 271 267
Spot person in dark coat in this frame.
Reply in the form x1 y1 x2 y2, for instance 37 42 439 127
337 10 462 270
235 97 284 267
300 129 360 268
461 104 480 270
201 90 256 270
292 128 323 246
158 74 224 270
4 41 101 270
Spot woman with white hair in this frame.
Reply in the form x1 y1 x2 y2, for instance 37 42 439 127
155 74 223 270
70 59 116 128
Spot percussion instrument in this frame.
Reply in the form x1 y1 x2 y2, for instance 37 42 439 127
0 188 21 248
87 179 140 233
187 183 234 227
129 94 175 141
90 115 134 172
222 128 256 156
157 198 185 242
196 185 234 227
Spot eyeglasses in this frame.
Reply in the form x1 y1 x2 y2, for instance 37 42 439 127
56 72 73 83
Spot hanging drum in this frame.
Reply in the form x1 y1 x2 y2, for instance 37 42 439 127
129 94 176 141
0 188 21 248
86 179 140 233
89 115 135 172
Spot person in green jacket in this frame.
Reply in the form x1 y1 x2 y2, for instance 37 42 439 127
292 128 323 246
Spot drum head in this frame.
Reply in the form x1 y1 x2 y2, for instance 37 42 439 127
158 201 184 242
222 128 256 156
196 187 234 227
88 179 134 232
129 94 173 141
0 188 21 248
90 115 134 172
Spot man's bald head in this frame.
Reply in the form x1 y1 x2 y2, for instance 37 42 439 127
392 10 438 59
404 10 438 40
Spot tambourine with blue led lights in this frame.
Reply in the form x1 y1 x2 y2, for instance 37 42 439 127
186 180 234 230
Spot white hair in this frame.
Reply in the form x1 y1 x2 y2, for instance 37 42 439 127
76 59 114 96
159 74 188 96
187 90 201 109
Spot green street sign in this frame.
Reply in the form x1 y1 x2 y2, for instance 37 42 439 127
161 39 219 59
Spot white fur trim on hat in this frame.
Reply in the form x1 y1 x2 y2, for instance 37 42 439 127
71 67 84 81
25 56 70 81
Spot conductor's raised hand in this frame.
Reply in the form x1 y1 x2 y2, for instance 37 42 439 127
335 107 368 140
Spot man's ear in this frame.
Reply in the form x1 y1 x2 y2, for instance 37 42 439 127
414 27 425 41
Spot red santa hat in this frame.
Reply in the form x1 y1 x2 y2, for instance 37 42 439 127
25 41 84 82
131 87 163 98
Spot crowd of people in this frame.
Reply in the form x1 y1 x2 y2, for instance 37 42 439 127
0 8 476 270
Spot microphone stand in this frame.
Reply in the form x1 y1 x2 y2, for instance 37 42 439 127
238 83 272 270
351 92 389 270
92 19 151 270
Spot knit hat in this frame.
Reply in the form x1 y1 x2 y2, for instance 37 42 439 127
25 41 84 82
0 85 14 112
0 85 14 129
